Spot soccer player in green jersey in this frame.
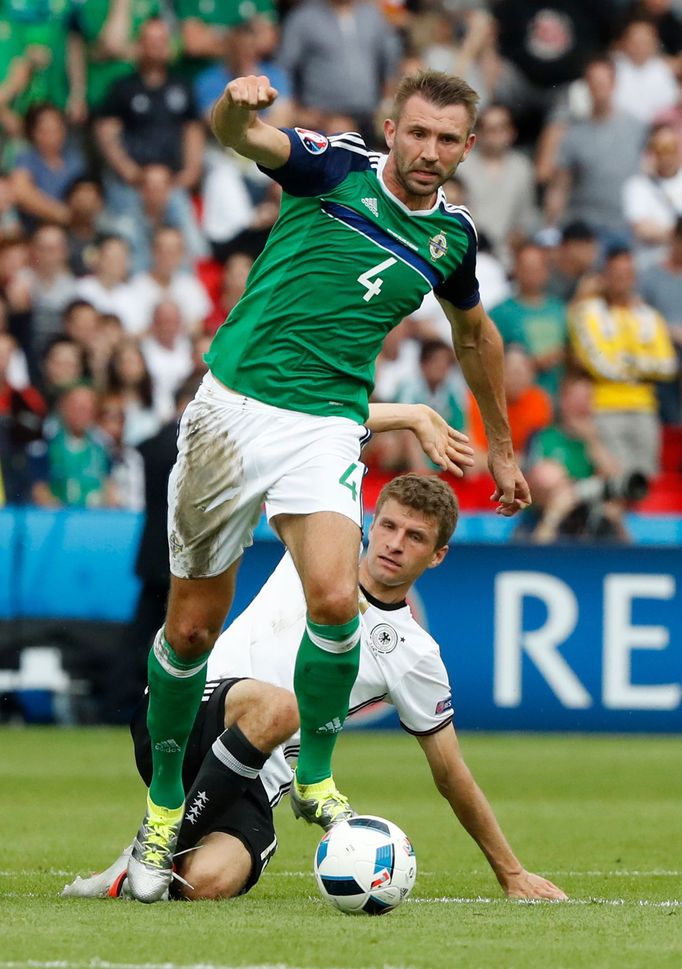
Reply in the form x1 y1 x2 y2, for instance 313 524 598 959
127 69 531 904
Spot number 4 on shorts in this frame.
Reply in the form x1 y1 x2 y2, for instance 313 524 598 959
339 462 362 501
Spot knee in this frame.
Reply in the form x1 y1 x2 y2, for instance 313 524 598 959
178 869 244 900
306 583 359 626
165 620 219 659
261 689 300 747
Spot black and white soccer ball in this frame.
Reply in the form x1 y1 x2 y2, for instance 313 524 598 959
313 815 417 915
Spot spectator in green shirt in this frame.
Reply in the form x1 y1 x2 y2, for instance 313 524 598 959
73 0 162 110
28 383 111 507
491 241 568 401
5 0 86 120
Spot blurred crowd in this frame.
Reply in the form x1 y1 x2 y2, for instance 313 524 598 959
1 0 682 543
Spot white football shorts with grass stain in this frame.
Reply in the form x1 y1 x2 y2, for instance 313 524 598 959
167 371 368 579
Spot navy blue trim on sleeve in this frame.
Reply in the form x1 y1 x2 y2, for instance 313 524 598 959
434 207 481 310
258 128 373 197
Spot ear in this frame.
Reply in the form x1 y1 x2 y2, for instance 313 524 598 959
428 545 449 569
384 117 396 149
460 132 476 164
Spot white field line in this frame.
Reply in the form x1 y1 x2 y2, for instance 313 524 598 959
408 897 682 908
2 869 681 879
0 963 417 969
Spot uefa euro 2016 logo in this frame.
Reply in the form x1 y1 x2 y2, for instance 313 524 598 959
295 127 329 154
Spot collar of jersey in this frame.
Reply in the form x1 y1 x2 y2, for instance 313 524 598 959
359 583 407 611
376 154 446 218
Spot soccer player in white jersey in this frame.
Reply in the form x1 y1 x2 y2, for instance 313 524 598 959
128 68 532 903
65 475 565 903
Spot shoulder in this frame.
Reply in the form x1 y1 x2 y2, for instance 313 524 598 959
439 201 478 243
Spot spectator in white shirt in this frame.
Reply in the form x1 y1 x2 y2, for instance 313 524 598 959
74 236 139 333
127 226 212 337
613 17 678 125
140 299 193 421
623 123 682 268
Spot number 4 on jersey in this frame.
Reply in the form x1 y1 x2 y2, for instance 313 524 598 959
357 257 398 302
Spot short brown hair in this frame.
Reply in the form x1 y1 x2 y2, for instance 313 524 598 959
374 473 459 548
392 70 480 129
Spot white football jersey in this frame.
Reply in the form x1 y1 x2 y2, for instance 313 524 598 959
206 552 453 806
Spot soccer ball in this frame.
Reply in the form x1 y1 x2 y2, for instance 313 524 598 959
313 815 417 915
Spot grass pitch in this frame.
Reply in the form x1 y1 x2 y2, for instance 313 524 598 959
0 728 680 969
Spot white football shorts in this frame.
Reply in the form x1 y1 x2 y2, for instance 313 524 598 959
167 372 368 579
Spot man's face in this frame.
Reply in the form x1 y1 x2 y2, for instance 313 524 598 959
365 498 447 592
604 253 636 301
384 96 475 202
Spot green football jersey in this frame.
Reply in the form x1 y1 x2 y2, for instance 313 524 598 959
205 128 480 424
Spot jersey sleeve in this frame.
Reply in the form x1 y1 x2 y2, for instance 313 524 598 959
258 128 371 197
434 210 480 310
387 651 454 736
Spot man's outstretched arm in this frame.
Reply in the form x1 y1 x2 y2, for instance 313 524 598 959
210 73 291 169
366 402 474 477
418 725 567 900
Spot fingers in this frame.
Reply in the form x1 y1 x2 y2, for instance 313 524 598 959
227 74 278 110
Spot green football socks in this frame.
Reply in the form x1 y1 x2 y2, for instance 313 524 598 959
293 613 361 785
146 630 210 810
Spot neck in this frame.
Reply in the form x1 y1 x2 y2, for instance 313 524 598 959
358 559 409 605
141 64 166 86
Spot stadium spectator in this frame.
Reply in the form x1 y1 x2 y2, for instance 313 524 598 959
175 0 278 78
94 18 205 242
4 0 86 120
623 124 682 269
388 339 468 473
73 236 138 333
612 16 678 125
10 104 86 233
468 345 553 471
19 223 76 361
204 252 254 334
140 299 193 421
372 319 421 404
491 242 568 399
457 103 539 267
39 336 88 409
62 298 100 361
112 164 209 275
569 247 678 478
28 384 111 508
491 0 615 145
0 330 46 503
528 375 620 483
74 0 163 112
278 0 402 140
546 220 600 303
95 391 145 511
626 0 682 63
65 176 108 277
0 237 31 361
396 339 467 433
544 57 646 248
639 216 682 423
194 18 292 127
106 337 160 446
422 8 505 112
127 227 212 337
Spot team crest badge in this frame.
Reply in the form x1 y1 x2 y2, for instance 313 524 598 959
294 127 329 154
429 233 448 260
370 623 399 654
